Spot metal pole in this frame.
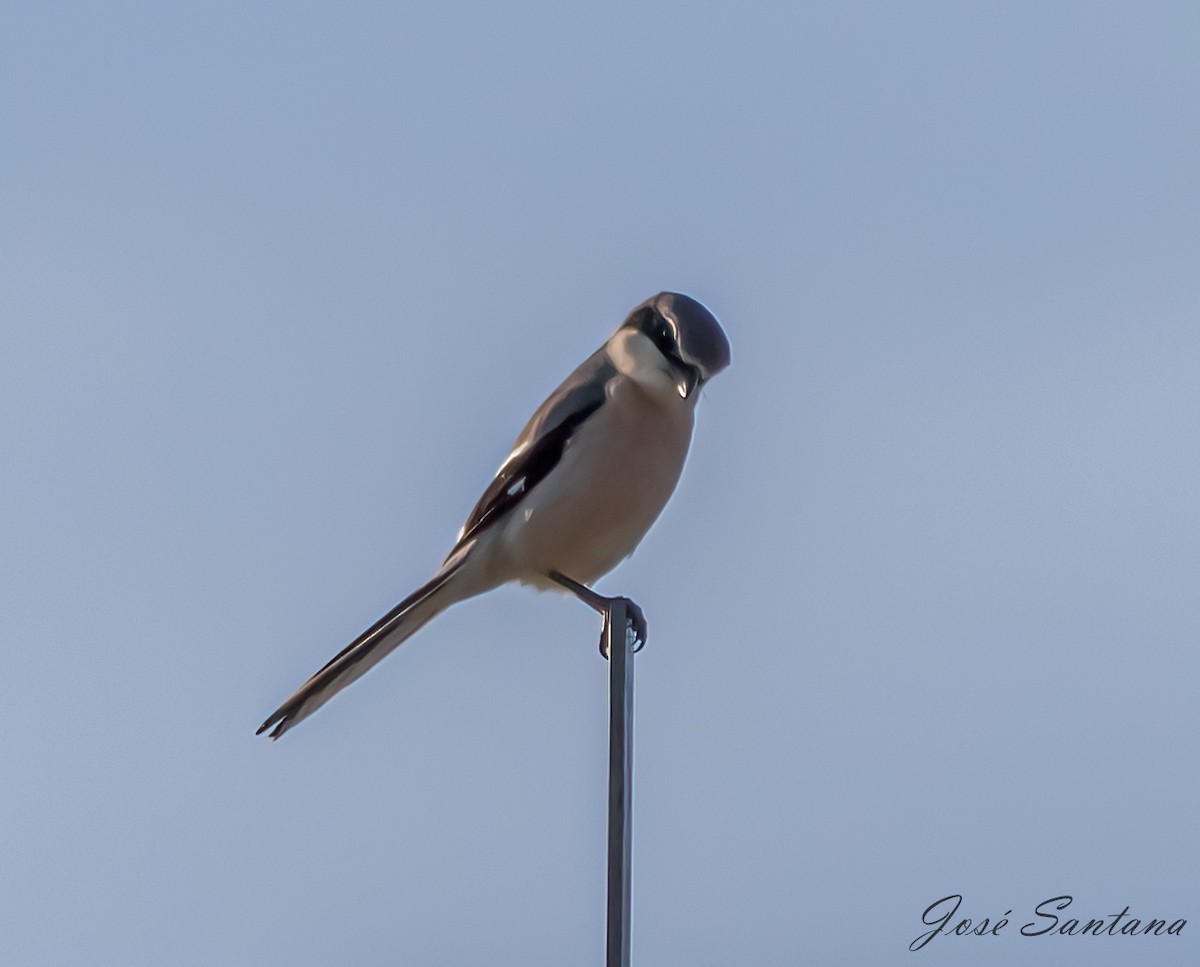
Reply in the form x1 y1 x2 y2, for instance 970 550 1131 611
606 599 634 967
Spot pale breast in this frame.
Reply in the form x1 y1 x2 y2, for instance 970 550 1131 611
497 377 696 585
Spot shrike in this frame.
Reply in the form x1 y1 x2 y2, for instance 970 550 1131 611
258 291 731 739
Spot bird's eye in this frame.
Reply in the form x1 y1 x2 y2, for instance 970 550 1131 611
651 319 675 356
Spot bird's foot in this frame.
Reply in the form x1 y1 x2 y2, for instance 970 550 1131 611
600 597 647 659
545 571 647 659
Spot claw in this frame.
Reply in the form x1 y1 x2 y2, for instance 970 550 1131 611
625 598 647 653
599 597 647 659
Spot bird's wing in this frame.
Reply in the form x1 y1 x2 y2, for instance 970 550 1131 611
257 349 622 740
450 348 616 556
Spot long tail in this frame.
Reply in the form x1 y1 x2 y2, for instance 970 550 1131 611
257 551 473 739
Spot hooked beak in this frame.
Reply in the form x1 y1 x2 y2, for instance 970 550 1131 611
676 368 700 399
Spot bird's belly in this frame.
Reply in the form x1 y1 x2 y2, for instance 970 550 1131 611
497 390 694 586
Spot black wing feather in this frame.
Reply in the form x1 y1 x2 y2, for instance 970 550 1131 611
448 352 614 557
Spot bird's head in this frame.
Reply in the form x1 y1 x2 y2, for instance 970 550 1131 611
614 292 731 400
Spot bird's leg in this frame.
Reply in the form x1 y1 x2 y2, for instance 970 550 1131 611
548 571 647 658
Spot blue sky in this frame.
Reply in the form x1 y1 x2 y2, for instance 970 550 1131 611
2 2 1198 965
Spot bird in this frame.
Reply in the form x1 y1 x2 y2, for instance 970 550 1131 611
257 291 731 739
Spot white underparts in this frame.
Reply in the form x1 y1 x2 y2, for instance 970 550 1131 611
606 329 678 400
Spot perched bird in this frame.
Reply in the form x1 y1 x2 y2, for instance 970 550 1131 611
257 292 731 739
